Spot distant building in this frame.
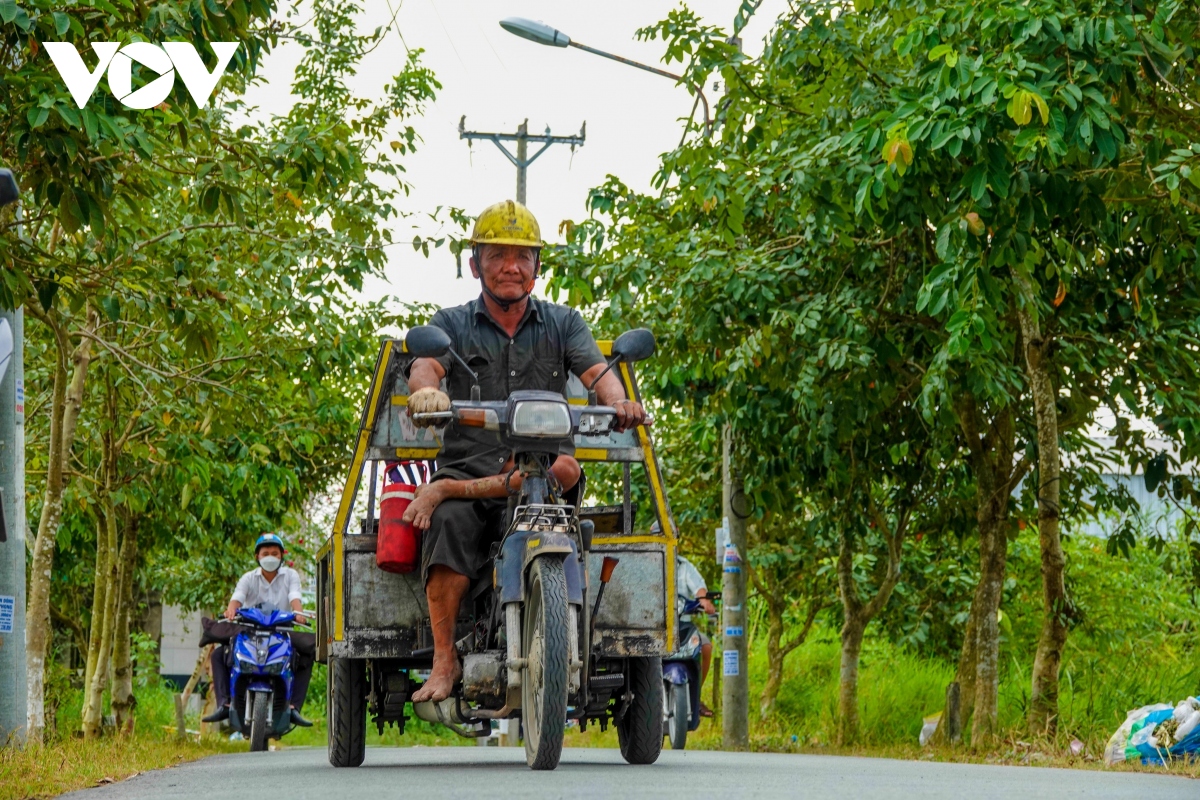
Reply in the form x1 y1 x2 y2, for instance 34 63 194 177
159 605 204 689
1059 438 1194 540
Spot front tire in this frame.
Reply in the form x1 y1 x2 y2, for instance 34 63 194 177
618 657 664 765
249 692 270 752
665 681 689 750
522 557 570 770
328 657 367 768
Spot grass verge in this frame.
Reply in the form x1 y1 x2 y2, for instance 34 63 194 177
0 734 241 800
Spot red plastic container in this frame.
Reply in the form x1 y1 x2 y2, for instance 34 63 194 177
377 482 419 574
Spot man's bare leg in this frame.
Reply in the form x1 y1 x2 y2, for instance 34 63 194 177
411 565 468 703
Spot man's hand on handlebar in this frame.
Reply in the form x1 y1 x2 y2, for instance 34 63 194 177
408 387 450 427
611 398 650 433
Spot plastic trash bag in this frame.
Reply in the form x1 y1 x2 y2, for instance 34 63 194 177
1105 699 1200 765
1105 704 1172 765
920 712 942 746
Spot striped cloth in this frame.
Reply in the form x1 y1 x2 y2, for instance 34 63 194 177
385 460 434 486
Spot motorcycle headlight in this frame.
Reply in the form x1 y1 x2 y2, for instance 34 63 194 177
262 661 287 675
578 411 615 436
689 632 701 649
510 400 571 437
236 656 257 670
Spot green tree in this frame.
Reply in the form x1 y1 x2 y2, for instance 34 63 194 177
4 0 443 740
551 0 1200 746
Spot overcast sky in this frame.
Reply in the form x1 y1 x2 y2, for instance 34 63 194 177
241 1 789 311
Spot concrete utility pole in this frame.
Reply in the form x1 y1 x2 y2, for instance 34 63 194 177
0 167 27 746
458 117 585 205
721 423 748 748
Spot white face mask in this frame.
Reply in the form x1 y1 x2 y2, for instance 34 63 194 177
258 555 282 573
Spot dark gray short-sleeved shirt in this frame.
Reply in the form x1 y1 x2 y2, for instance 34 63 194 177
420 295 605 479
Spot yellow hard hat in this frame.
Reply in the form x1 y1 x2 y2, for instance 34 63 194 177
470 200 542 248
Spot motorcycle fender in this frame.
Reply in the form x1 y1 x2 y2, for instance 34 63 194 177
248 681 273 693
662 661 690 686
496 531 583 605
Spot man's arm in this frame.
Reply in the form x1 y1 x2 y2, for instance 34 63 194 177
401 456 580 530
224 573 250 620
579 362 650 432
408 357 446 391
287 570 306 624
564 310 650 432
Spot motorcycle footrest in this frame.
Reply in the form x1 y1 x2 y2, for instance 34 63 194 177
588 673 624 690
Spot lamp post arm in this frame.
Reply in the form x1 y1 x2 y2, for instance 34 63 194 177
568 41 711 137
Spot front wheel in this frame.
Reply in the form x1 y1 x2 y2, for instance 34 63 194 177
327 657 367 768
665 681 689 750
248 692 270 752
522 557 570 770
618 657 664 764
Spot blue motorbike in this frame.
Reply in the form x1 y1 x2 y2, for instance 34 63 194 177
661 597 714 750
229 608 297 751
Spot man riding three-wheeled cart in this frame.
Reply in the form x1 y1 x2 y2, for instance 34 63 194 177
315 200 681 769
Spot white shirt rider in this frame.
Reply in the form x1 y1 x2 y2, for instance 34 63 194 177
223 541 306 623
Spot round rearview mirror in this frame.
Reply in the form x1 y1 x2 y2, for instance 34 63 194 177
405 326 452 359
611 328 656 362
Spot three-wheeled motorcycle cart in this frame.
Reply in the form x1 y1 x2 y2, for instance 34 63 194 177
315 334 679 769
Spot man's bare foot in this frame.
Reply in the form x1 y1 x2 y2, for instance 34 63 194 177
410 653 462 703
402 482 446 530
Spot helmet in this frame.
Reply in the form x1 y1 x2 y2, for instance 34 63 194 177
254 533 286 555
470 200 542 248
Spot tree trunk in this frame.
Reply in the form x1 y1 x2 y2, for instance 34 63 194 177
82 503 119 738
81 517 111 712
761 599 784 719
1013 270 1068 735
954 578 981 722
834 490 908 746
970 503 1008 746
838 613 866 746
26 309 96 743
110 517 138 734
953 394 1023 749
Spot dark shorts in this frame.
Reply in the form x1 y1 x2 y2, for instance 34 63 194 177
421 495 508 584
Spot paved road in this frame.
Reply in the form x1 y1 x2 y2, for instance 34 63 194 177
62 746 1196 799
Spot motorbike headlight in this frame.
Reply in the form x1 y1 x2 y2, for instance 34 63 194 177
510 400 571 437
689 632 701 649
578 411 615 436
262 661 287 675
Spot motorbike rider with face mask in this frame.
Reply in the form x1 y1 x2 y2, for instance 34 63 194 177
401 199 651 704
202 533 314 727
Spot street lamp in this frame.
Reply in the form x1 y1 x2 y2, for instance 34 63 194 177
0 165 26 745
499 17 711 137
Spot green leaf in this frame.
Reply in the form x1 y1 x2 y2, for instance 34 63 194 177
928 44 952 61
55 105 80 129
53 11 70 36
969 166 988 200
82 108 98 141
27 107 49 129
1145 454 1168 493
0 0 15 24
99 295 121 321
1032 94 1049 125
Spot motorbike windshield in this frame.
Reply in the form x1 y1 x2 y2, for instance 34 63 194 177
237 608 295 627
